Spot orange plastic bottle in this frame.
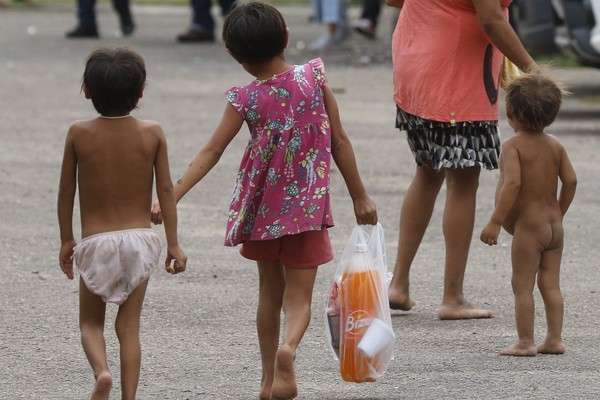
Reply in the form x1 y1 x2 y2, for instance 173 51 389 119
339 243 380 383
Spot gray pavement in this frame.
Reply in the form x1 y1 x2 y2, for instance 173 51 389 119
1 3 600 400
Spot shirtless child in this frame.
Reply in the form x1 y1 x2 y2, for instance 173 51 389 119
57 46 187 399
480 73 577 357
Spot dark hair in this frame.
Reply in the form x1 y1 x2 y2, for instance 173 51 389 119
505 73 566 132
82 46 146 116
222 1 287 64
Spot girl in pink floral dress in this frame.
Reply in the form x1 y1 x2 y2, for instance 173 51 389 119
151 2 377 399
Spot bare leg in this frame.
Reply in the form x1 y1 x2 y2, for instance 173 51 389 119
79 277 112 400
389 165 444 310
255 260 285 400
437 167 494 319
271 267 318 400
537 240 566 355
115 278 149 400
500 231 539 356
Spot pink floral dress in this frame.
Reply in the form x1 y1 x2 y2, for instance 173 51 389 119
223 58 335 246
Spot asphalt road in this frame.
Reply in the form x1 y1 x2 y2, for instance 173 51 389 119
1 3 600 399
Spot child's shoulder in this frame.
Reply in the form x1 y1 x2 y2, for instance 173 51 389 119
135 118 162 130
67 118 96 136
134 118 166 139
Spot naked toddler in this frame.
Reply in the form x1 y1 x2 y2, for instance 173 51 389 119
480 73 577 356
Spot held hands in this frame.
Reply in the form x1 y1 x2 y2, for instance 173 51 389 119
151 201 163 225
353 194 378 225
59 240 76 280
165 244 187 274
480 221 501 246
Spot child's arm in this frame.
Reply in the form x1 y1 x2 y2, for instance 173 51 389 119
558 146 577 216
57 127 77 279
323 86 378 225
480 144 521 246
153 125 187 273
151 104 244 224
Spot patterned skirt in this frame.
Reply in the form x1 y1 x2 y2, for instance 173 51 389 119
395 107 501 170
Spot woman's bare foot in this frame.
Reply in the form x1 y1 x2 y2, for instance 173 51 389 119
388 287 416 311
270 345 297 400
91 370 112 400
258 382 271 400
437 302 495 320
537 340 565 355
499 343 537 357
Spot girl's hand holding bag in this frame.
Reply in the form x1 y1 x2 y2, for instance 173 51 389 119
325 223 395 383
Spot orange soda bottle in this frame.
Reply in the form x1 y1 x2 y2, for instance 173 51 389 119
339 243 380 382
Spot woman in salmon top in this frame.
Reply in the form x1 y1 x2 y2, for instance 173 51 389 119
386 0 539 319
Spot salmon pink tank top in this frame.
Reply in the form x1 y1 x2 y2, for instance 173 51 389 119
392 0 512 123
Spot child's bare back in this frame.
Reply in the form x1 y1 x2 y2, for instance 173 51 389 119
68 116 166 237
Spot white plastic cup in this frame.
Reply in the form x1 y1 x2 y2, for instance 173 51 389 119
357 318 395 358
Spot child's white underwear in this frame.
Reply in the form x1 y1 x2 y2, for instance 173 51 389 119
74 228 162 305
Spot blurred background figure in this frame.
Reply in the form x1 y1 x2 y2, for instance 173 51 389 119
176 0 235 43
590 0 600 52
308 0 350 51
351 0 381 39
65 0 134 38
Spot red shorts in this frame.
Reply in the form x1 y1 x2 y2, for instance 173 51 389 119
240 228 334 269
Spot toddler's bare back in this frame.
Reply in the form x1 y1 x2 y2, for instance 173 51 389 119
500 132 565 247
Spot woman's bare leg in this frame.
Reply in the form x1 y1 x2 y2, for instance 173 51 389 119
79 277 112 400
437 167 494 319
256 260 285 400
389 165 444 310
271 267 318 400
115 278 149 400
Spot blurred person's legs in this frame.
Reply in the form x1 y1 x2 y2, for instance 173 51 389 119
352 0 381 39
309 0 349 51
177 0 235 43
590 0 600 53
113 0 134 36
66 0 133 38
66 0 98 38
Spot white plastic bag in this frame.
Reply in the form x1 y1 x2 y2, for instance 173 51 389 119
324 223 394 382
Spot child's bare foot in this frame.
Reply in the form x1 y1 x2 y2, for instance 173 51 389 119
537 341 565 355
91 370 112 400
437 302 495 320
388 287 416 311
499 343 537 357
270 345 297 400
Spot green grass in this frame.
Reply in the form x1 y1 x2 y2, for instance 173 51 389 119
581 96 600 104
